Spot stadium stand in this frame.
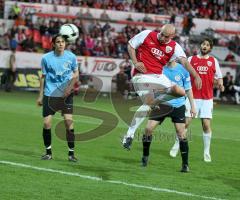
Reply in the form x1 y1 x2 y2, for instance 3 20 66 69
7 0 240 22
1 1 239 59
1 0 240 102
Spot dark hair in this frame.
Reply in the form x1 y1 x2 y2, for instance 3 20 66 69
52 34 66 44
200 38 213 49
51 34 67 50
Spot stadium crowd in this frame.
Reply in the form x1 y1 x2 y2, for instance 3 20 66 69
8 0 240 22
1 0 240 59
1 0 240 103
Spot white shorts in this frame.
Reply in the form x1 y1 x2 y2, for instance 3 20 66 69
185 98 213 119
132 74 174 103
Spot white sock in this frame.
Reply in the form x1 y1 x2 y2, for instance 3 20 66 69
126 105 150 138
173 135 179 147
203 132 212 154
235 92 240 104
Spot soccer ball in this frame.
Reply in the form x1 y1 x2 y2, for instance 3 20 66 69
59 23 79 42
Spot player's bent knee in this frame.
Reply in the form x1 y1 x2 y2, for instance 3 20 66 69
177 133 186 140
43 122 51 129
144 94 155 105
64 120 73 130
145 127 153 135
43 117 52 129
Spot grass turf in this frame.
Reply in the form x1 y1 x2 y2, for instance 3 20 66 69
0 91 239 200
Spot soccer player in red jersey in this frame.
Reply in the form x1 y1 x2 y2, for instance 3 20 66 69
122 24 202 149
170 38 224 162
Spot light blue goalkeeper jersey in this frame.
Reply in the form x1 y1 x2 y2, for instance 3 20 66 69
163 63 191 108
41 50 78 97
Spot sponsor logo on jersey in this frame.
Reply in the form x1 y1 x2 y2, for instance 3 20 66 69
197 66 208 74
151 48 164 59
166 46 173 53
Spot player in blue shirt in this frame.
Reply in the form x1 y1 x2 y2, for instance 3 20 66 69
37 34 79 162
141 60 196 172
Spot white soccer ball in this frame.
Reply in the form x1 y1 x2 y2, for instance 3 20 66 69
59 23 79 42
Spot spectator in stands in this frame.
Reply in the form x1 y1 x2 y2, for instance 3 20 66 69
142 14 153 23
9 2 21 19
48 21 59 36
126 14 133 21
101 36 110 56
112 66 129 97
217 5 225 20
102 22 111 33
132 25 140 35
108 27 118 40
14 14 26 27
88 19 102 37
93 40 104 57
33 17 42 31
76 8 84 19
0 22 7 36
221 72 235 101
21 35 35 52
123 1 131 12
0 0 4 18
229 35 240 55
93 1 102 9
224 52 236 62
83 8 94 19
15 28 26 48
170 12 176 24
181 12 195 36
108 40 117 58
5 48 17 92
233 74 240 104
0 33 10 50
9 35 18 50
121 56 132 81
84 34 95 55
74 35 85 55
39 20 49 36
100 9 110 21
229 3 238 21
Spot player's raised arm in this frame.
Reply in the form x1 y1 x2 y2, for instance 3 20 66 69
179 57 202 90
170 41 202 90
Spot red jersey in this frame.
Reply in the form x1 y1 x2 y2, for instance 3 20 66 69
189 55 222 99
129 30 186 76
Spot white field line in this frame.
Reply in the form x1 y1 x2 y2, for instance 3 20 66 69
0 160 226 200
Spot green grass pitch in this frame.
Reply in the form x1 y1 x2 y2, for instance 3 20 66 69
0 91 240 200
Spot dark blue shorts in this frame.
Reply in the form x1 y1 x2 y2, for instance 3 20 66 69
149 105 185 124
